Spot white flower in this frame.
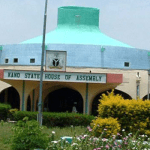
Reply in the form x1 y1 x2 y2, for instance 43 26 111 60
122 129 125 132
84 134 88 137
76 137 81 141
128 133 132 135
51 141 58 143
93 137 99 141
71 143 78 146
102 138 108 142
52 131 55 134
143 141 148 145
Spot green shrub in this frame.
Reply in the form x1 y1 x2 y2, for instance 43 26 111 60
8 108 18 120
11 117 49 150
91 117 120 137
13 111 37 121
97 91 150 135
42 112 94 127
12 111 94 127
0 103 11 121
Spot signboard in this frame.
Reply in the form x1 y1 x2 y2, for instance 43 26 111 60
46 50 66 71
4 70 106 83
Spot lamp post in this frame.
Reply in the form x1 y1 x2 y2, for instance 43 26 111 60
148 70 150 100
38 0 48 126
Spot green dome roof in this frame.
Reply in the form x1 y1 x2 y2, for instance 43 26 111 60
21 6 132 48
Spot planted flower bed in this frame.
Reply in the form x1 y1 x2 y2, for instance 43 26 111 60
1 119 150 150
47 127 150 150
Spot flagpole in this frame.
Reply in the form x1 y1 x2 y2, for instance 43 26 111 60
38 0 48 126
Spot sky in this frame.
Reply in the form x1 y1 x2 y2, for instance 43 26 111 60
0 0 150 50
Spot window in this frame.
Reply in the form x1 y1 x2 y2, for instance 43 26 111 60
124 62 129 67
5 58 9 63
30 58 35 63
14 58 18 63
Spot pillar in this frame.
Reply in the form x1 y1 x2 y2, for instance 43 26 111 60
32 89 35 111
22 80 25 111
85 83 89 114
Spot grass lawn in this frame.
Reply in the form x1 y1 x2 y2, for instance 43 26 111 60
0 122 13 150
0 122 86 150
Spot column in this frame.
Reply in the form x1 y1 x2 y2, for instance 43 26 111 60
32 89 35 111
22 80 25 111
85 83 89 114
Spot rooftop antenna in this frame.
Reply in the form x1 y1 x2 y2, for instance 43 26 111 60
38 0 48 126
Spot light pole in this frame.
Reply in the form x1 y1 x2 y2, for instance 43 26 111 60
38 0 48 126
148 70 150 100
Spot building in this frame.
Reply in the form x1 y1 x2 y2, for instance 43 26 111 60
0 6 150 115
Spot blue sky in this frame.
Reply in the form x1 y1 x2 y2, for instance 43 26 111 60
0 0 150 50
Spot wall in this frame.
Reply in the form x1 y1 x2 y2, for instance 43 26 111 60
0 44 150 70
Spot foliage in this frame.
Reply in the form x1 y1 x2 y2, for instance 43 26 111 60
46 128 150 150
0 122 14 150
0 122 86 150
9 108 19 113
8 108 18 120
0 121 150 150
91 117 120 137
42 112 94 127
11 117 49 150
97 90 150 135
12 111 94 127
1 120 4 126
0 103 11 121
12 111 37 121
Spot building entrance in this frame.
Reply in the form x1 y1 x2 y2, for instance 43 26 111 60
44 88 83 113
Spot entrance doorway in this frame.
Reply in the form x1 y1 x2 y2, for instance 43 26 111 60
44 88 83 113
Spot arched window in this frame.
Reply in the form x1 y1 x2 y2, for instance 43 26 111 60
0 87 20 109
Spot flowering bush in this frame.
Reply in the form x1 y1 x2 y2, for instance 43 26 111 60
97 90 150 135
91 117 120 137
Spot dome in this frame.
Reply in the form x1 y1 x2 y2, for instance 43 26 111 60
21 6 132 48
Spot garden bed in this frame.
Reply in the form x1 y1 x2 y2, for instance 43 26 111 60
0 121 150 150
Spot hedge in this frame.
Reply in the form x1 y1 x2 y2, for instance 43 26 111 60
0 103 11 121
97 91 150 135
12 111 94 127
